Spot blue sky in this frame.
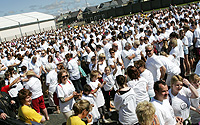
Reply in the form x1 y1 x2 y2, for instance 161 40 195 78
0 0 109 17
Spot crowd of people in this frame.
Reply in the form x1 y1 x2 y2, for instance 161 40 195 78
0 2 200 125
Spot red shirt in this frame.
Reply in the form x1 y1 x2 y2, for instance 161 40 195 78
1 85 10 94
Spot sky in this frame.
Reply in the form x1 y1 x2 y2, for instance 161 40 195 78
0 0 109 17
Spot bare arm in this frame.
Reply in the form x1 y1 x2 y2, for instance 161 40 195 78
160 66 166 80
183 78 199 98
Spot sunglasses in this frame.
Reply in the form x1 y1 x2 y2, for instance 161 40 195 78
146 49 152 53
62 75 68 79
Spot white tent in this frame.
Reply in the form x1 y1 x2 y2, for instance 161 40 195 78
0 12 56 41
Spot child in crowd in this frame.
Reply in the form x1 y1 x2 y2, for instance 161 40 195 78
102 65 117 112
67 99 93 125
87 70 108 123
81 84 100 124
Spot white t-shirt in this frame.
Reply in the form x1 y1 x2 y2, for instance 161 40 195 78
146 54 163 82
108 57 122 76
24 77 43 99
28 61 41 76
87 80 105 107
195 60 200 76
151 98 177 125
185 30 193 47
159 56 180 74
127 77 149 104
169 46 180 66
102 73 116 91
190 87 200 124
121 49 135 68
46 70 58 94
87 52 95 63
81 94 100 123
194 28 200 48
114 88 138 124
140 69 155 97
56 80 75 113
67 58 80 80
168 87 192 120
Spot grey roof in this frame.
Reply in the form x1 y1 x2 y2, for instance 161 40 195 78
57 13 71 21
83 6 99 13
70 10 80 18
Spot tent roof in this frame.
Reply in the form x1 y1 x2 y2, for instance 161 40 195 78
0 12 54 30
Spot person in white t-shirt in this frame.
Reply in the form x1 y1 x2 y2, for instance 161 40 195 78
114 75 138 125
24 70 49 121
189 74 200 124
134 60 155 98
122 42 135 69
192 22 200 60
56 69 81 121
158 55 180 86
145 45 166 82
195 60 200 76
168 75 199 122
45 64 60 114
81 84 100 124
102 65 117 112
126 66 149 104
151 80 183 125
87 70 108 123
65 53 82 93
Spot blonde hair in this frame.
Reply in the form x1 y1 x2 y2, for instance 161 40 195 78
189 73 200 83
136 101 155 125
171 75 183 86
90 70 99 79
170 38 177 47
73 99 92 115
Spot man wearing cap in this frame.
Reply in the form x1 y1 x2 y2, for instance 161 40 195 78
24 70 49 120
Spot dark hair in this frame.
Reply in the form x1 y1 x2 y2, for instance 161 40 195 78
21 66 27 72
83 84 92 95
48 55 54 63
116 75 126 87
65 53 73 59
109 48 115 53
169 32 178 39
18 89 32 105
134 60 146 68
127 66 140 80
154 80 166 92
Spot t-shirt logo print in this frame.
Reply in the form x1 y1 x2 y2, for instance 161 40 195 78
180 102 187 110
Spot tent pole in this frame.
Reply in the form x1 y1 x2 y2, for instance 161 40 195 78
18 22 23 42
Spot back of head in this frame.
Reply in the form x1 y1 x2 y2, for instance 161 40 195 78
134 60 145 68
116 75 126 87
189 73 199 83
83 84 92 94
127 66 140 80
136 101 155 125
73 100 92 115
